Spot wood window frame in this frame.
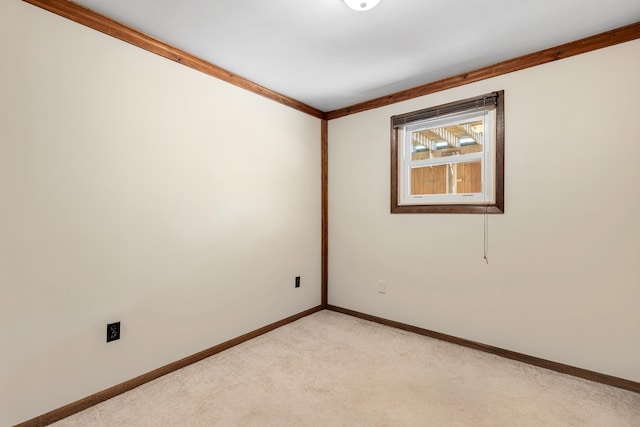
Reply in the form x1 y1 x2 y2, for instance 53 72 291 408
390 91 505 214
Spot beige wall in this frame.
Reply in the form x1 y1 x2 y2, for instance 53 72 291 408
0 2 321 425
329 39 640 382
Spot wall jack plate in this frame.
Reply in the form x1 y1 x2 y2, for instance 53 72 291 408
107 321 121 342
295 276 301 288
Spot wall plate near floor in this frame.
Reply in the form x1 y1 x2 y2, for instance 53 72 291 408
107 322 120 342
377 280 386 294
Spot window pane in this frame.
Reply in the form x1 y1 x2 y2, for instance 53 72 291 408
411 119 483 161
410 160 482 195
391 90 503 213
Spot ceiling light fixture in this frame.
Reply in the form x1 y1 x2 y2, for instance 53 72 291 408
344 0 381 12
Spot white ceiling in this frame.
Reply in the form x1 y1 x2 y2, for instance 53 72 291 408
73 0 640 112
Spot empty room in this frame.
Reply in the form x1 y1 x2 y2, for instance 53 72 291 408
2 0 640 425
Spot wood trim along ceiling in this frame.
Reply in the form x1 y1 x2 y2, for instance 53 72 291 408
21 0 325 119
21 2 640 120
327 305 640 394
325 21 640 119
15 306 324 427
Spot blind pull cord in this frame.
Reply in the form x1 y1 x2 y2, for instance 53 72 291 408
484 206 489 264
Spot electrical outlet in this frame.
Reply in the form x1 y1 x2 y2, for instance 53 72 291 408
295 276 301 288
377 280 386 294
107 322 120 342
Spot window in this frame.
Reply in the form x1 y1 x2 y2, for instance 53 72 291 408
391 91 504 213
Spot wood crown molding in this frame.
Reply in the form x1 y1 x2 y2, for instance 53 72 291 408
327 305 640 394
22 1 639 121
15 305 324 427
21 0 325 120
326 21 640 120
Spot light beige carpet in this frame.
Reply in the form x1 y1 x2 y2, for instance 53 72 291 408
52 310 640 426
